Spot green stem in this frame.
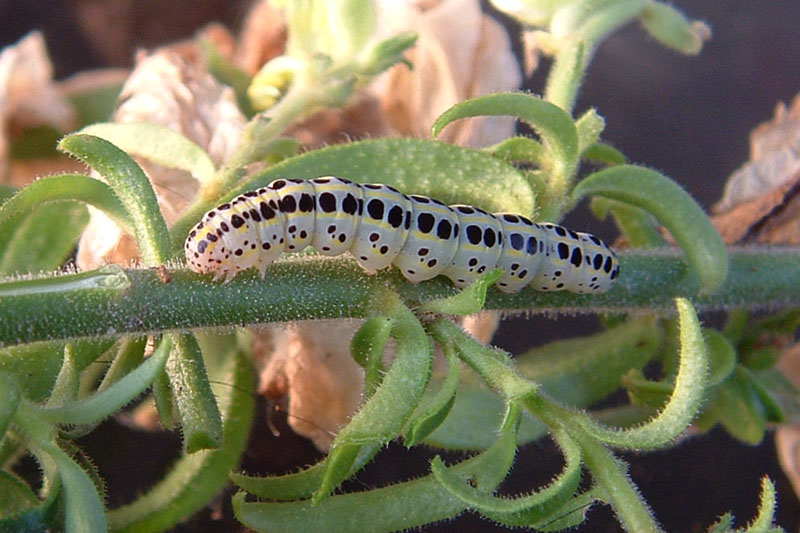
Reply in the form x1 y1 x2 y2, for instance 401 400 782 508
544 40 587 114
0 248 799 347
543 0 648 113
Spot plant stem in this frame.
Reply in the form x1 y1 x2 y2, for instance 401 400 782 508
0 248 799 347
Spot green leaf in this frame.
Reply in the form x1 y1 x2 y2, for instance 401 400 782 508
80 122 217 184
45 344 80 408
574 164 728 292
404 341 461 447
171 138 535 254
356 32 418 76
234 413 518 532
578 298 708 449
696 367 766 445
419 268 502 315
68 79 122 126
591 198 666 247
536 490 598 531
0 469 39 517
483 136 545 165
230 444 380 501
0 338 116 402
58 133 172 265
575 108 605 155
314 292 433 501
44 443 107 533
516 316 660 408
0 173 133 235
244 138 533 214
37 338 171 425
640 2 708 55
108 342 255 532
748 477 779 532
705 328 737 387
0 202 88 276
0 373 21 443
431 92 578 183
423 381 546 450
97 336 146 392
432 427 581 526
350 316 393 398
166 334 222 453
738 367 785 423
581 142 626 166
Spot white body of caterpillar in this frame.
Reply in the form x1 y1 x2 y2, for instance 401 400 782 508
185 177 620 293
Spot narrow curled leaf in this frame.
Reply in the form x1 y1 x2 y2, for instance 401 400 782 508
0 202 88 276
58 133 172 265
44 443 107 533
419 268 502 315
167 334 222 453
108 347 255 532
350 316 393 398
431 92 578 179
574 164 728 292
577 298 708 449
80 122 216 184
640 2 708 55
97 336 147 392
581 142 626 166
0 469 39 517
239 138 535 215
748 477 779 531
231 444 380 501
431 428 582 526
38 337 172 425
0 174 133 235
591 198 666 247
404 342 461 447
575 108 605 155
432 319 537 402
695 368 767 445
705 328 737 387
44 344 80 409
234 414 518 532
516 316 660 409
313 292 433 501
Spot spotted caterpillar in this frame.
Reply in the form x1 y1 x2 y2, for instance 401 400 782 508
185 177 619 293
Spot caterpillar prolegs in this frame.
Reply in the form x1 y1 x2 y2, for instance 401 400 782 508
184 177 620 294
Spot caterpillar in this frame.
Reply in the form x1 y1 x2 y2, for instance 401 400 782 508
184 177 620 293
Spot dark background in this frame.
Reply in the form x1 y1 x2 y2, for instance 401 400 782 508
3 1 800 531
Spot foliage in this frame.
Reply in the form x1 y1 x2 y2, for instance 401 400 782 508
0 1 794 532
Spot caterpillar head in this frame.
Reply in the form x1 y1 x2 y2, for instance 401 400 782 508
185 216 232 280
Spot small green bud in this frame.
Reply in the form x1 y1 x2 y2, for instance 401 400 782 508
248 56 302 110
641 1 711 55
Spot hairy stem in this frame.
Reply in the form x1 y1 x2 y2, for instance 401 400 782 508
0 247 798 347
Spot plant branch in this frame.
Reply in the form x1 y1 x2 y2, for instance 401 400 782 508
1 247 799 347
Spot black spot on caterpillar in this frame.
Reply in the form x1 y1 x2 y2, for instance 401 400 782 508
185 177 620 293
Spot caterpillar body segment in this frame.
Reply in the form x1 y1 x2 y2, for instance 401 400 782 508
185 177 620 293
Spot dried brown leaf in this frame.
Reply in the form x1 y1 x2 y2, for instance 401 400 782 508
0 31 77 180
76 50 246 270
712 93 800 245
715 94 800 214
376 0 522 146
255 322 365 452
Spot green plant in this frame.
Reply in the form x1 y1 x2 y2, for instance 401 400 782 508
0 1 796 531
